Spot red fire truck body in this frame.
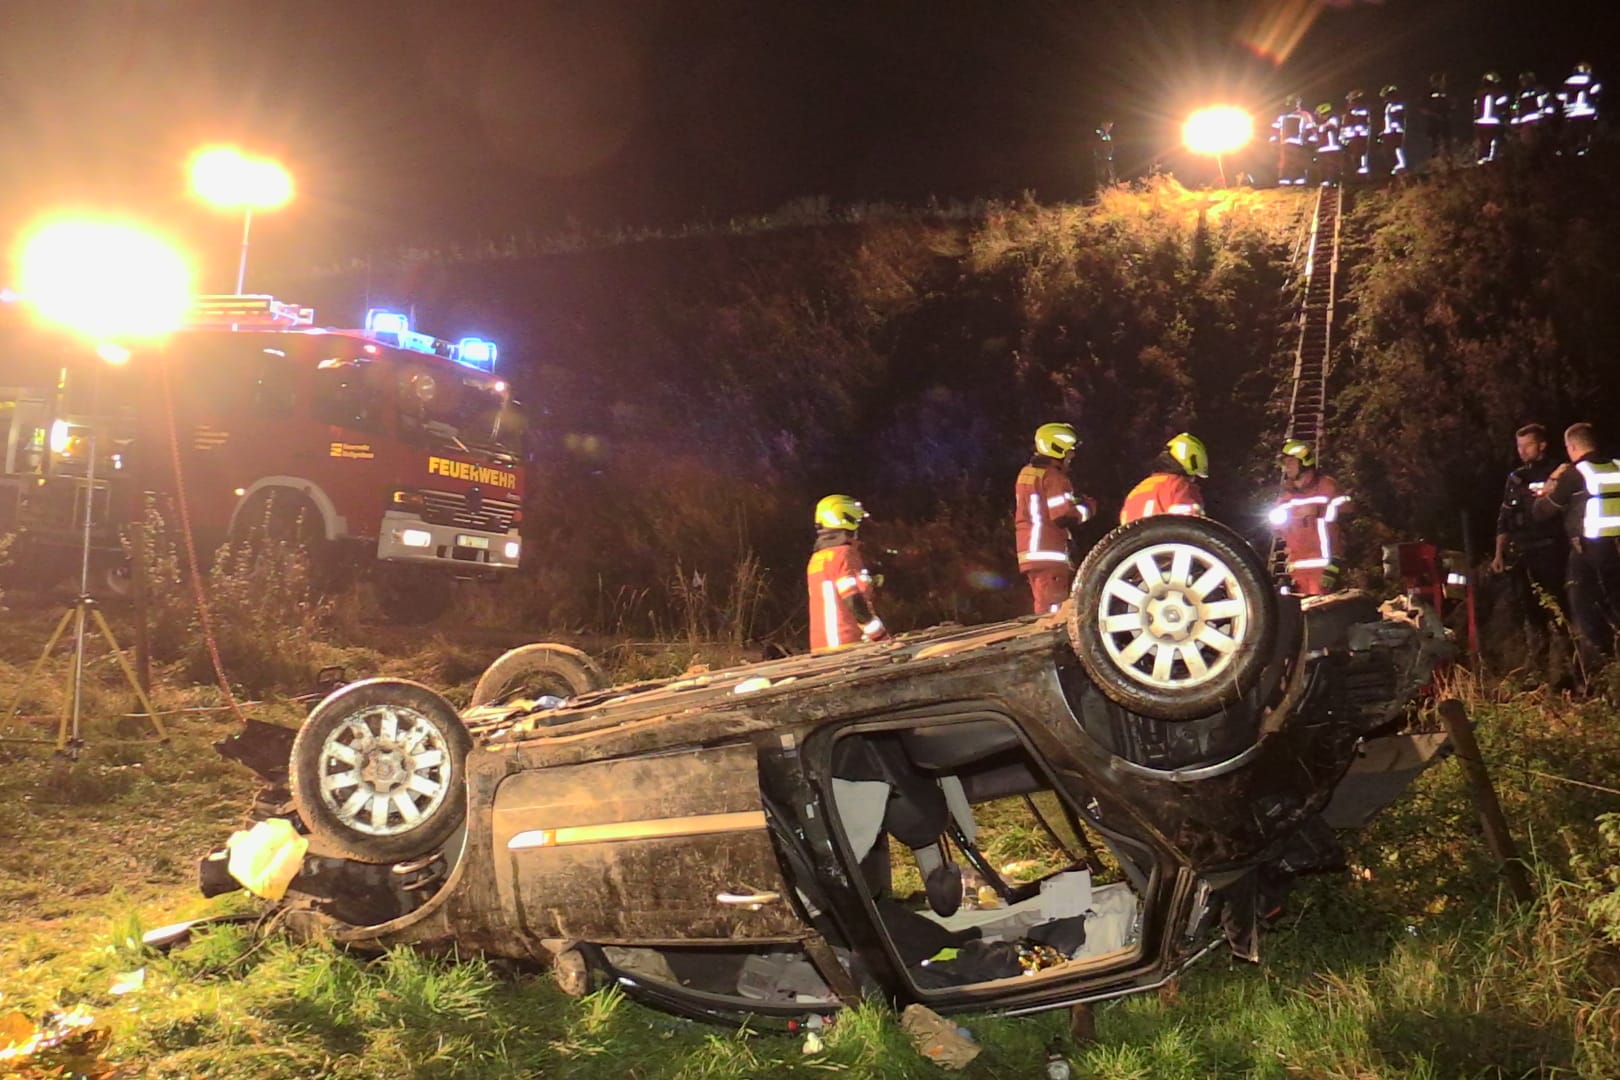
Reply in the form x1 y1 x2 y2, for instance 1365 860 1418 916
0 296 524 584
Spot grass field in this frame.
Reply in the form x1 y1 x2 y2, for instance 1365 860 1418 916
3 605 1619 1079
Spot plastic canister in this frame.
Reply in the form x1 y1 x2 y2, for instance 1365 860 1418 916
225 818 310 900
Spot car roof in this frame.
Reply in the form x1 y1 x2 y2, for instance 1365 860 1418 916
465 611 1070 749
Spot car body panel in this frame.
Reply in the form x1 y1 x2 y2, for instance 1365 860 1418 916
212 578 1449 1028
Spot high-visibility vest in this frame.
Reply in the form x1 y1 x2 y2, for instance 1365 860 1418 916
1381 100 1406 135
1575 461 1620 539
1476 91 1508 125
1561 72 1601 119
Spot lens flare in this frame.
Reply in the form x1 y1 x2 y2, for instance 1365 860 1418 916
1182 107 1255 156
16 217 193 342
189 146 294 211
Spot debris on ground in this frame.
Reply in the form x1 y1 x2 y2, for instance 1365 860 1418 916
0 1004 130 1078
900 1003 981 1070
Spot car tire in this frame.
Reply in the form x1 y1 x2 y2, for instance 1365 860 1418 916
470 643 608 708
1069 516 1277 721
290 678 472 863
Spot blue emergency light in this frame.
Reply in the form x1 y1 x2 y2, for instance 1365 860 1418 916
365 309 411 336
457 337 498 371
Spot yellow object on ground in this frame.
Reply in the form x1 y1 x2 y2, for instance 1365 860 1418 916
225 818 309 900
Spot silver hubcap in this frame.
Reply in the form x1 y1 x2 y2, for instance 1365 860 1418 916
316 703 454 836
1096 542 1250 690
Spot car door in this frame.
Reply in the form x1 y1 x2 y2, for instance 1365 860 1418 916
760 707 1207 1017
489 740 806 942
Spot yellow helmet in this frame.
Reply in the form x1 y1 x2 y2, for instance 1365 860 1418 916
1166 432 1209 478
815 494 868 531
1280 439 1316 468
1034 422 1080 459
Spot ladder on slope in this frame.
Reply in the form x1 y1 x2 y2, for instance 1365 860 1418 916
1270 184 1346 584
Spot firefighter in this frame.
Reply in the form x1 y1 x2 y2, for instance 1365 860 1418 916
1271 96 1314 186
1512 71 1552 151
1343 89 1372 177
1533 423 1620 683
1092 120 1117 186
1121 433 1207 524
1376 84 1407 176
1423 72 1455 164
807 495 889 654
1559 62 1602 156
1474 72 1509 163
1014 422 1099 614
1312 102 1343 185
1268 440 1350 596
1490 423 1567 671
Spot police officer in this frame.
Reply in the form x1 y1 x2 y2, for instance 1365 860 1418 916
1491 423 1566 669
1533 423 1620 683
1423 73 1455 163
1092 120 1117 186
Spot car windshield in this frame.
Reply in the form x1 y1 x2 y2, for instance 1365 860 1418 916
397 365 524 458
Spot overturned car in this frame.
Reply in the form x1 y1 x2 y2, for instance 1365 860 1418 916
204 516 1450 1026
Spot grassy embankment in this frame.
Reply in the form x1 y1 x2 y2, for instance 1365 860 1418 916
2 588 1618 1079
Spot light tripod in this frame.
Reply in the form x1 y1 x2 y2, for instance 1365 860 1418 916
3 363 165 757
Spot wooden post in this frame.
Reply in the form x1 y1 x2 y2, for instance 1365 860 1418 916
130 518 151 694
1437 699 1535 903
1069 1002 1097 1045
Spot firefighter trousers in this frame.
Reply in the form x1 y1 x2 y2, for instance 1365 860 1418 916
1024 567 1072 615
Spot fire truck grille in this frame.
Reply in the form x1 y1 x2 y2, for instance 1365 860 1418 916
420 491 520 533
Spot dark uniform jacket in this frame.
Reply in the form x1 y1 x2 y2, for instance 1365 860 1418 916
1498 457 1564 555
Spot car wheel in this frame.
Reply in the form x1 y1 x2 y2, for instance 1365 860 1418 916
290 678 471 863
470 643 608 708
1069 516 1277 721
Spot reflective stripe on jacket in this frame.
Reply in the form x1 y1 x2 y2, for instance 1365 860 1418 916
1015 462 1090 570
807 541 883 653
1269 474 1349 571
1120 473 1204 524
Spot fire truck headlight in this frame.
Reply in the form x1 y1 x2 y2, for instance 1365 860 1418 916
401 528 433 548
49 420 71 455
1267 506 1288 526
503 540 521 560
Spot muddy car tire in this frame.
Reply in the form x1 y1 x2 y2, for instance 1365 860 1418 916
1070 516 1276 721
290 678 472 863
470 643 608 708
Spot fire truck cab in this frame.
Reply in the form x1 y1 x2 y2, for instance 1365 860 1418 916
0 294 525 599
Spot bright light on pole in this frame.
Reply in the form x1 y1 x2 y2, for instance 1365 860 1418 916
188 145 293 294
1182 106 1255 187
12 215 193 754
17 217 194 342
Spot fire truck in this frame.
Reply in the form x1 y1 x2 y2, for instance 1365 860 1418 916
0 294 525 612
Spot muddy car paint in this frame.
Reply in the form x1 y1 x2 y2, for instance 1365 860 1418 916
210 542 1449 1030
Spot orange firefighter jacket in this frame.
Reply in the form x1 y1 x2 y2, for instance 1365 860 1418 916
1270 473 1349 573
1120 473 1204 524
807 539 887 653
1015 461 1093 570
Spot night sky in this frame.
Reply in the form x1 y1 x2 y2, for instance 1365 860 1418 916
1 0 1612 285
